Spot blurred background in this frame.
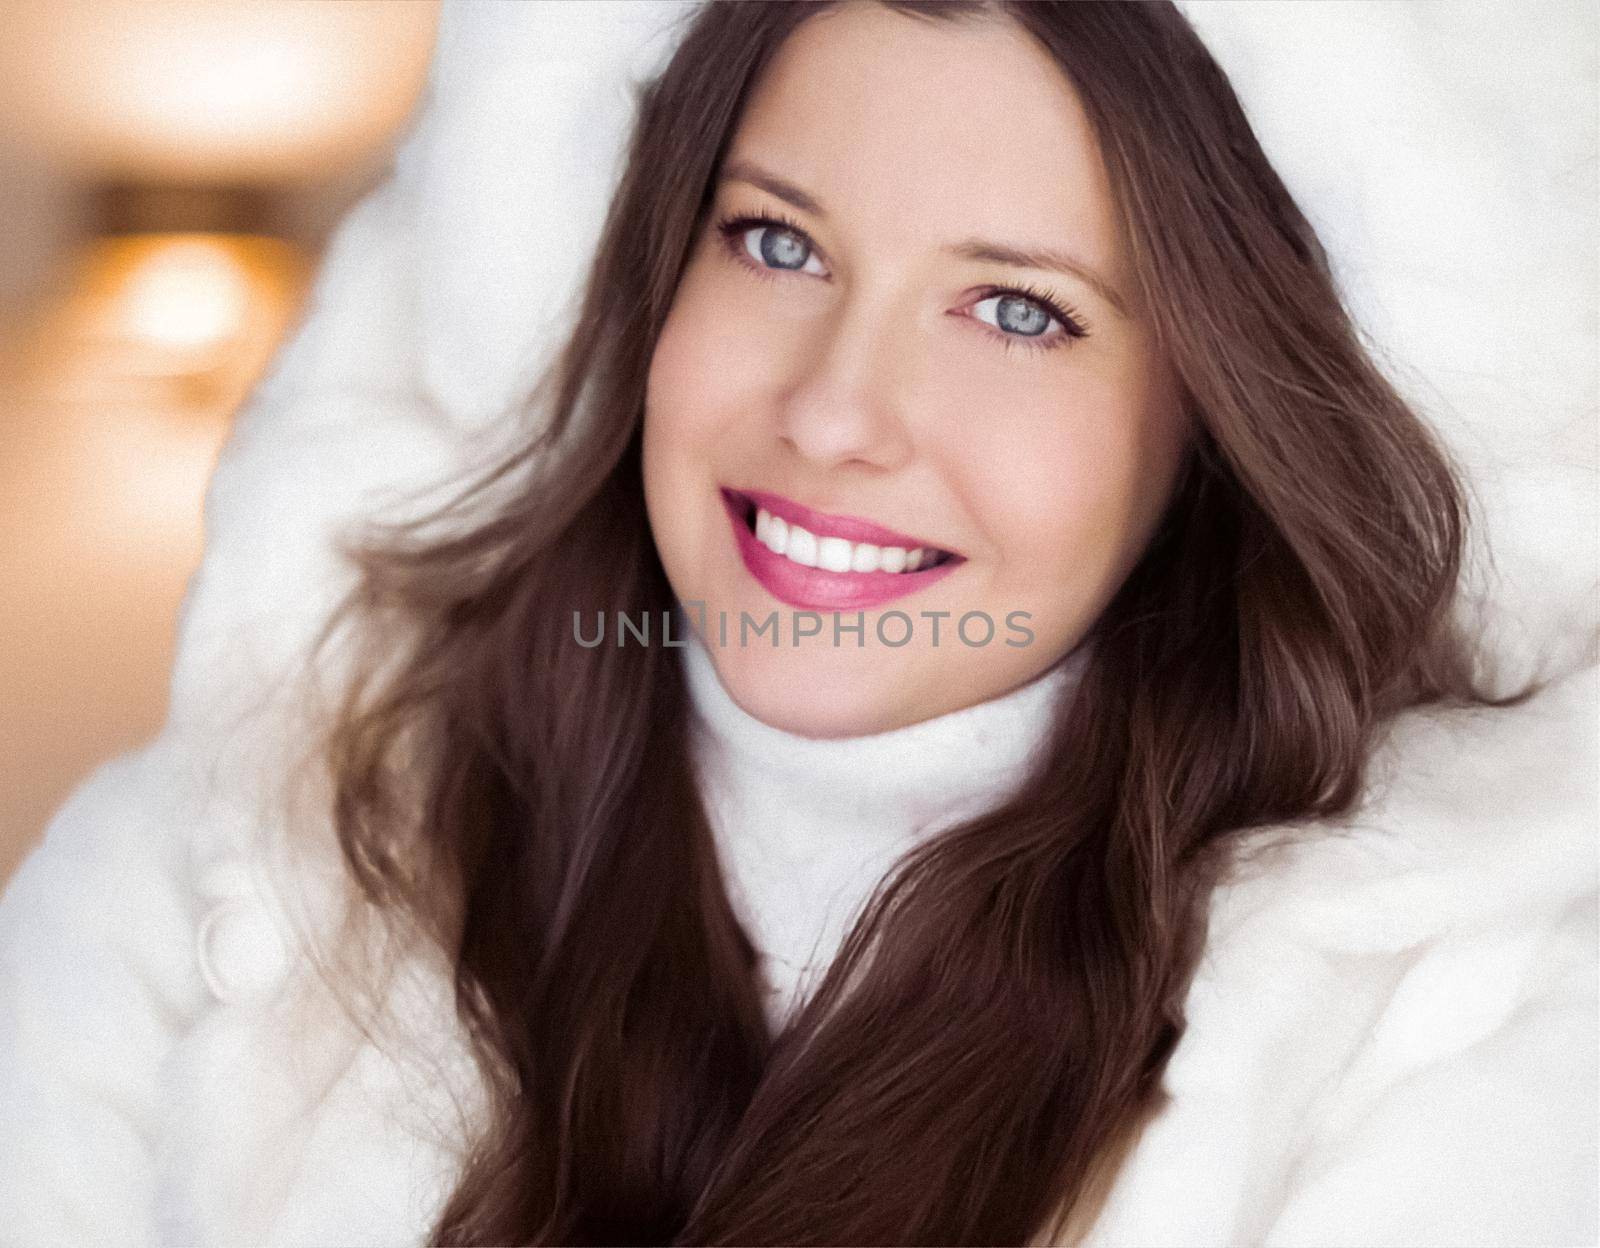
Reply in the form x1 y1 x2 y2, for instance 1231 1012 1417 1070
0 0 441 884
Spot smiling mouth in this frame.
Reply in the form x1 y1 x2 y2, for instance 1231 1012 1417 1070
730 492 959 574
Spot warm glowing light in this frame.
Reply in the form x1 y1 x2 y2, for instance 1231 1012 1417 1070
0 0 439 182
7 233 310 419
119 237 252 351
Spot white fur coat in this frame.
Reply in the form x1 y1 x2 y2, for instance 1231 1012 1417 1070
1 2 1595 1244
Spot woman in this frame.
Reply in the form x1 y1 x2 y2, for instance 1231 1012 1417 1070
303 0 1540 1240
0 1 1587 1245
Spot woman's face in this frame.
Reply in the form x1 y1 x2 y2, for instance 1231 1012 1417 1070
643 1 1186 738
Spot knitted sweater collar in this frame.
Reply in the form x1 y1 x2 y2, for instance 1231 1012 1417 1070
678 616 1090 1028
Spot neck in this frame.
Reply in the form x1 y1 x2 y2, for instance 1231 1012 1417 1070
679 620 1091 1028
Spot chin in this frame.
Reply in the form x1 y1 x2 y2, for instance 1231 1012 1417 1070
715 647 914 739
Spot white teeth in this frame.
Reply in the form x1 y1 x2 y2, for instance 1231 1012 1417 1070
753 507 941 574
786 527 818 567
761 512 788 556
816 536 854 573
850 542 880 573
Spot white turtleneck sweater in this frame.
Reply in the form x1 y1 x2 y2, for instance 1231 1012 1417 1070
679 622 1089 1033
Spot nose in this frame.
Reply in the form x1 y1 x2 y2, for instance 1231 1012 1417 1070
773 288 917 474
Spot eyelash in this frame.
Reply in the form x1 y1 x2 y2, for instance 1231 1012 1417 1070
711 210 1091 355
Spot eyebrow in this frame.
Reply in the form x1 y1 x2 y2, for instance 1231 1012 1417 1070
718 157 1131 318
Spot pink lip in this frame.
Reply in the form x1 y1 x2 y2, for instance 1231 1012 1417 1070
720 488 965 611
730 487 954 553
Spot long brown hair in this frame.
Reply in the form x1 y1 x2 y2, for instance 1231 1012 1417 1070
302 2 1534 1242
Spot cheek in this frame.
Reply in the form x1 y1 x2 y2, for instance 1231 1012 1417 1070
643 281 769 579
644 274 767 461
942 368 1182 599
645 311 707 458
642 319 707 573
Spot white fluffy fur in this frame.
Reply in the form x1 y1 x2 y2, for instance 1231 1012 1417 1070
0 2 1594 1244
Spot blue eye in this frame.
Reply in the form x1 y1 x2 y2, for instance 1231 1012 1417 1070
711 210 1091 355
974 292 1055 339
715 212 827 277
970 286 1090 354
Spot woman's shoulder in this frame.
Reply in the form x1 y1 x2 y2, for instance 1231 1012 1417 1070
1210 659 1594 957
1077 662 1597 1247
0 736 261 1241
0 715 481 1245
164 795 486 1246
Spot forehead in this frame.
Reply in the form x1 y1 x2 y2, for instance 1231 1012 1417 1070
725 3 1122 282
